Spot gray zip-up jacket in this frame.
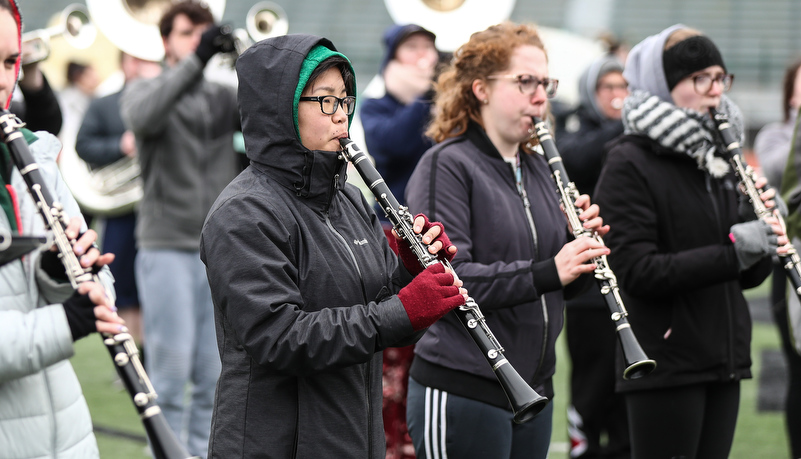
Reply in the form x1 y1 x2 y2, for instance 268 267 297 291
200 35 420 458
120 55 240 250
406 124 577 406
0 131 114 459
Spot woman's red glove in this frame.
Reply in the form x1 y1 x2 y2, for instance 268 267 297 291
394 214 457 276
398 263 465 331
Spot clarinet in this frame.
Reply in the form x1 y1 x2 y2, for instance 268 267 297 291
709 108 801 299
339 138 548 424
531 117 656 380
0 110 196 459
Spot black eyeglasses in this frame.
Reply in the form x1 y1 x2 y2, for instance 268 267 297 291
692 73 734 94
299 95 356 115
487 74 559 98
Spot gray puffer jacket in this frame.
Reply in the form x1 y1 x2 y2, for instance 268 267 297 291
0 131 114 458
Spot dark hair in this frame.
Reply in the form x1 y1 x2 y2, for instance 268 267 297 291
782 58 801 122
159 0 214 39
66 61 89 85
304 55 356 96
0 0 11 13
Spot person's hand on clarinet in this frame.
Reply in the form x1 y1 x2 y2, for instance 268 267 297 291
62 281 126 341
398 263 468 331
393 213 457 276
39 216 115 279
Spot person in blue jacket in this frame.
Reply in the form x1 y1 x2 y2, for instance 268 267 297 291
360 24 440 211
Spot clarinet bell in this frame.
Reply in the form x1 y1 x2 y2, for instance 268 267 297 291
495 361 550 424
620 329 656 380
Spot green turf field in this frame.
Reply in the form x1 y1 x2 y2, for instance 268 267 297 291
71 290 791 458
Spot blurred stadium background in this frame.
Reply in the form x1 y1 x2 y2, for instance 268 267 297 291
20 0 801 142
16 0 799 456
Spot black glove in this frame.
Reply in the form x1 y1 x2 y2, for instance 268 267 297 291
40 249 69 282
730 219 778 271
62 290 97 341
39 239 101 282
195 24 235 65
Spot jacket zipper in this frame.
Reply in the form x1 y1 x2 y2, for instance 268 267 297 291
323 173 373 456
520 186 549 382
512 161 549 382
705 174 735 378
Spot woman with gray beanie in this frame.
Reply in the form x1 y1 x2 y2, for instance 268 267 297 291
594 25 786 458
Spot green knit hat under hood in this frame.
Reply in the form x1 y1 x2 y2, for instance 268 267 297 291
292 45 356 142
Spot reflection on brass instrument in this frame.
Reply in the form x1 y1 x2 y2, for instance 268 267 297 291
73 0 288 216
247 1 289 43
21 4 96 65
224 2 290 60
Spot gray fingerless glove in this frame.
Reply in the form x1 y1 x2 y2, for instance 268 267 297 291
730 219 778 271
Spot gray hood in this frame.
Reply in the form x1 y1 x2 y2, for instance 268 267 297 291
578 54 624 123
623 24 685 103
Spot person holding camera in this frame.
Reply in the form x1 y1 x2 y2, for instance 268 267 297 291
119 1 240 456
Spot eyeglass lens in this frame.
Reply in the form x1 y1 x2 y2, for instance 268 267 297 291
518 76 558 97
693 74 733 94
320 96 356 115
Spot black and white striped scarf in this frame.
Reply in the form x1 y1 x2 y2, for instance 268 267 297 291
622 89 744 178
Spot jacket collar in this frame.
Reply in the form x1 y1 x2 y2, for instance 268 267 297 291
251 148 348 210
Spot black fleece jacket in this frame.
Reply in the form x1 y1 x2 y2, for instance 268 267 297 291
594 134 771 393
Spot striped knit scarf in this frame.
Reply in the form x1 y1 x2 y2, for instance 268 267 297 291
622 89 744 178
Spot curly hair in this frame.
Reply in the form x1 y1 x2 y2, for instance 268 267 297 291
426 22 547 146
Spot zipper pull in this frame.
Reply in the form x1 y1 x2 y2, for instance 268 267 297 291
333 173 341 190
521 188 531 209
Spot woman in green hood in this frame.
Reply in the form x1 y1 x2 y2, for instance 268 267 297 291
200 34 467 458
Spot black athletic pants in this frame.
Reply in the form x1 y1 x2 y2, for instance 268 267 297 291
626 381 740 459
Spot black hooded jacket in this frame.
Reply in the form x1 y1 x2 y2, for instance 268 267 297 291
200 35 419 458
594 134 770 392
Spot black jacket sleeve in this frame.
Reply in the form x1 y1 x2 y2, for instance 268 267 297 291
16 75 63 135
594 142 748 298
200 193 417 377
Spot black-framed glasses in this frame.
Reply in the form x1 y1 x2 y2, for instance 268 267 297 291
487 74 559 98
299 95 356 115
692 73 734 94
